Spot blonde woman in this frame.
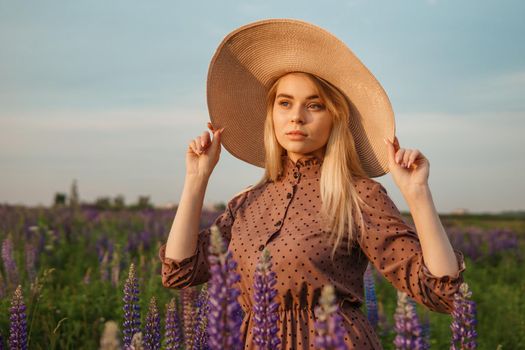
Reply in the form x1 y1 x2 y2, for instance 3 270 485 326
159 19 467 349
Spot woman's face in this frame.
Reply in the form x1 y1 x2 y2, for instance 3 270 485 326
272 72 333 163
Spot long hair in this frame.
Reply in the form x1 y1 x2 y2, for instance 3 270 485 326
233 71 370 261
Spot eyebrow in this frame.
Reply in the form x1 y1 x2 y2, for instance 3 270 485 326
276 93 320 100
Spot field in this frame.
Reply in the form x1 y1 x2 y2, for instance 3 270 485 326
0 204 523 349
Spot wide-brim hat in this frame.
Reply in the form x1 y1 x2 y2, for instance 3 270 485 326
206 18 395 178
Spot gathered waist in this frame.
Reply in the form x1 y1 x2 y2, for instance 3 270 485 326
241 295 362 314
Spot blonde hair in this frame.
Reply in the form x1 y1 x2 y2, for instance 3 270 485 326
234 71 370 261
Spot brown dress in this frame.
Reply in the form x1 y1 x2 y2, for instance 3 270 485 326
159 154 467 349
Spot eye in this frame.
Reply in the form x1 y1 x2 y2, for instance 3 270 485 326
278 100 290 107
309 103 324 110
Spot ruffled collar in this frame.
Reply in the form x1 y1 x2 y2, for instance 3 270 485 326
278 153 323 183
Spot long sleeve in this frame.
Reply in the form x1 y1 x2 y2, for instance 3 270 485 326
159 188 249 289
355 179 467 314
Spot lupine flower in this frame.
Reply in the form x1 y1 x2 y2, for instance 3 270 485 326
9 285 28 350
207 224 243 350
181 287 199 348
314 284 349 350
393 290 429 350
144 296 161 350
486 228 519 256
99 320 121 350
450 282 477 350
2 234 19 289
193 285 210 349
164 297 183 350
123 263 141 347
363 262 379 329
253 247 281 350
128 331 144 350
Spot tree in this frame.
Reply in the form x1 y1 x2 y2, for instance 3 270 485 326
134 196 153 210
94 197 112 210
53 193 67 207
113 195 126 210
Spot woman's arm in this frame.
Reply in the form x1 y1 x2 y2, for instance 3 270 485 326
383 136 460 278
165 174 209 261
355 179 466 314
404 184 460 278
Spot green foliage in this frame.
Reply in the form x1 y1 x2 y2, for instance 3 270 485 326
370 243 525 349
0 207 523 349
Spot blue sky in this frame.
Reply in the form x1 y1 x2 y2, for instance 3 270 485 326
1 0 523 213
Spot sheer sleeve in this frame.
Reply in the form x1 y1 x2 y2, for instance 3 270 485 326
355 179 467 314
159 188 249 289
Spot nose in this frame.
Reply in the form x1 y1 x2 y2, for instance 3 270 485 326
291 106 306 124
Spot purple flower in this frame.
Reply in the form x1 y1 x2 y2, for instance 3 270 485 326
164 297 183 350
2 234 19 289
314 284 349 350
122 263 141 347
364 262 379 329
181 287 199 348
207 224 243 350
393 290 429 350
486 228 519 256
450 282 478 350
9 285 28 350
253 247 281 350
193 285 210 350
144 296 161 350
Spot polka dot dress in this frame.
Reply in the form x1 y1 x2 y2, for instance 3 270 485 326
159 154 467 349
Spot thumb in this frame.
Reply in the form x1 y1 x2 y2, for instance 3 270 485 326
212 127 225 148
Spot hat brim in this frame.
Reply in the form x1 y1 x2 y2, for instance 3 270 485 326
206 18 395 178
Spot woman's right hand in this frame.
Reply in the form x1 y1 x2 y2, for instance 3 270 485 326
186 122 225 179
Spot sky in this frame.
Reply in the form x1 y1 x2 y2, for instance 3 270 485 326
0 0 524 213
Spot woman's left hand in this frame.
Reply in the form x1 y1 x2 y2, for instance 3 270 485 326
384 136 430 195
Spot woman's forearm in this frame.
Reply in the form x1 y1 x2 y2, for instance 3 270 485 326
165 174 209 261
404 184 461 278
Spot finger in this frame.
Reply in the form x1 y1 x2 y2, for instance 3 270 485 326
407 150 420 168
212 127 224 147
189 140 200 155
395 148 406 165
402 149 412 167
201 131 211 148
195 136 203 153
393 136 400 152
207 121 216 132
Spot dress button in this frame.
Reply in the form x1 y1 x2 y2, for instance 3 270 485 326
258 244 264 251
293 172 299 178
275 220 282 226
287 192 292 199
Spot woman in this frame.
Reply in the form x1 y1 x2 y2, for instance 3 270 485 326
159 19 466 349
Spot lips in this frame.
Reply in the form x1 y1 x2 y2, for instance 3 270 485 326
286 130 307 136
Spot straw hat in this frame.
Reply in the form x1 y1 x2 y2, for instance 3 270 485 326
206 18 395 178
